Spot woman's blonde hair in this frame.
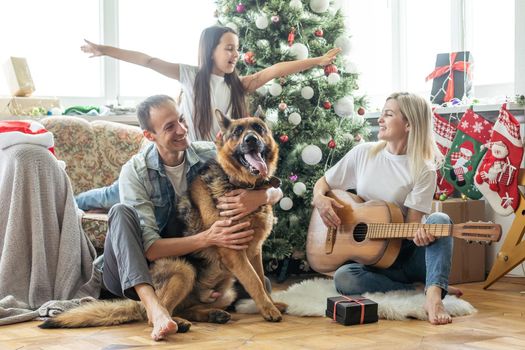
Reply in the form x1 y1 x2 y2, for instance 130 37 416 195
370 92 441 180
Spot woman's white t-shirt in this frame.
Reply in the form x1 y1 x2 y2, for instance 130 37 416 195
179 64 232 141
324 142 436 217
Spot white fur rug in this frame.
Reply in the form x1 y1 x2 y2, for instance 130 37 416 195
235 278 477 321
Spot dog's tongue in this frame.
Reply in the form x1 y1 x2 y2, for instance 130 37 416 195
245 152 267 177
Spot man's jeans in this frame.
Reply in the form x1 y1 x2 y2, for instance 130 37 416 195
75 180 120 211
333 212 453 298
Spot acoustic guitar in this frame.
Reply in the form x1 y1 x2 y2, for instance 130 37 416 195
306 189 502 275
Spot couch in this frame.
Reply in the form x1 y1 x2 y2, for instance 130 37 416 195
41 115 146 253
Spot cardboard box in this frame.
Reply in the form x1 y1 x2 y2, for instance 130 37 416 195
325 295 378 326
0 97 60 117
4 57 35 97
431 199 486 284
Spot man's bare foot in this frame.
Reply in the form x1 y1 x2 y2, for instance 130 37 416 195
147 303 178 341
447 285 463 297
424 286 452 325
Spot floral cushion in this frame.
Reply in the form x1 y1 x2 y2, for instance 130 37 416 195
81 213 108 253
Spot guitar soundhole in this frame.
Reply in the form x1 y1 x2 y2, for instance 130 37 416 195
353 223 368 242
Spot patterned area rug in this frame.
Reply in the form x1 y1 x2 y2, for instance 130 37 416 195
235 278 476 320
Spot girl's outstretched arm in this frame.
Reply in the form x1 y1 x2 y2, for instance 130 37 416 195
241 47 340 92
81 39 181 80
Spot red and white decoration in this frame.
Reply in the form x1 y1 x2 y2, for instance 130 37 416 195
475 104 523 216
0 120 55 154
433 112 457 196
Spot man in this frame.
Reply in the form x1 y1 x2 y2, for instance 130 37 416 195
99 95 282 340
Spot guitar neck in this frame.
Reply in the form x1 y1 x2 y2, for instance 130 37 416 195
367 223 452 239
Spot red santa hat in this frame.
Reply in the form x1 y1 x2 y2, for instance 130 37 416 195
0 120 55 154
459 140 474 157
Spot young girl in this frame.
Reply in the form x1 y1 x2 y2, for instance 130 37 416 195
82 25 340 141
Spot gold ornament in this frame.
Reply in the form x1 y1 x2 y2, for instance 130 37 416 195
461 193 468 200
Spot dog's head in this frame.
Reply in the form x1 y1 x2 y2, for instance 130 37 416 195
214 109 278 186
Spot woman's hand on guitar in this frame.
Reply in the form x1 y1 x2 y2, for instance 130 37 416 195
313 194 343 228
413 227 436 246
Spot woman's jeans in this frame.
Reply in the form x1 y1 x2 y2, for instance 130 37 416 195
333 212 453 298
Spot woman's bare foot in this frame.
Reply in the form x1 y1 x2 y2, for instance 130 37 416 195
424 286 452 325
447 285 463 297
148 302 178 341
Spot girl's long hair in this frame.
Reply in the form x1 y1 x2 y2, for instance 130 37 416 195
193 25 248 140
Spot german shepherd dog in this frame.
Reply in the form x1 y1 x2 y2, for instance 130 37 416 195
40 110 286 332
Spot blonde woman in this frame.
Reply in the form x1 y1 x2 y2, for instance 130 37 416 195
313 92 459 325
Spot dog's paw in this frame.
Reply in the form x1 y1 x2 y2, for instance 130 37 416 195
273 302 288 313
172 317 192 333
262 305 282 322
208 309 231 324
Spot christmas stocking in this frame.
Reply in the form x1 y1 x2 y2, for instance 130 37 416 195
475 104 523 216
433 112 457 197
444 109 494 199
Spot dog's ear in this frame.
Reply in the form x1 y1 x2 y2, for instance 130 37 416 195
215 109 231 132
253 105 266 121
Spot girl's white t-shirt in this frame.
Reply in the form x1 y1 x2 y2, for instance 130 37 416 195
324 142 436 217
179 64 231 141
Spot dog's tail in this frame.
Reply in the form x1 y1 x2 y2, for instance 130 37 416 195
39 299 146 329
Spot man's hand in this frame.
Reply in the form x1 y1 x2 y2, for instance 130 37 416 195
312 194 343 228
204 219 254 250
413 227 436 246
81 39 103 57
217 189 267 221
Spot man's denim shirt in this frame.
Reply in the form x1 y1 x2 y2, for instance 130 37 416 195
119 141 216 252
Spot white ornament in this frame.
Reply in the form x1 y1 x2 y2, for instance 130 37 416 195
335 35 352 55
257 39 270 49
279 197 294 211
288 112 301 126
327 72 341 85
301 145 323 165
293 182 307 196
289 43 309 60
256 85 268 96
344 59 358 74
310 0 330 13
320 133 332 143
290 0 303 10
225 22 238 33
301 86 314 99
342 132 354 141
255 15 269 29
334 96 355 118
268 83 282 96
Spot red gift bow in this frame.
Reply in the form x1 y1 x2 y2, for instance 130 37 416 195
333 296 366 324
425 52 472 102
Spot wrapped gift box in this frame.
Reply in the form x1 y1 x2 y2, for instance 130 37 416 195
431 199 486 284
325 295 378 326
426 51 473 105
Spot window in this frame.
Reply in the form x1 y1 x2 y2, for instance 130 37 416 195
0 0 101 97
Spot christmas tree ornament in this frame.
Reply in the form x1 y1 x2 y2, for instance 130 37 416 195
301 86 314 99
243 51 256 65
357 107 366 115
323 100 332 109
327 72 341 85
301 145 323 165
288 112 301 125
289 173 298 182
288 27 296 46
290 0 303 10
310 0 330 13
255 14 269 29
279 134 289 143
256 85 268 96
279 197 294 211
342 132 353 141
236 2 246 13
293 182 307 196
314 28 324 37
268 82 283 96
444 109 494 199
289 43 309 60
320 133 332 143
334 96 354 117
278 101 288 111
439 193 448 201
335 35 352 55
225 22 238 33
271 15 280 24
328 139 336 149
461 193 467 200
256 39 270 48
474 104 523 216
324 64 338 76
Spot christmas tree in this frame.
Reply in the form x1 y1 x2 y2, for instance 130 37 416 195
216 0 369 277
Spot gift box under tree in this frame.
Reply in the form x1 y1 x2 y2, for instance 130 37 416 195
326 295 378 326
426 51 473 105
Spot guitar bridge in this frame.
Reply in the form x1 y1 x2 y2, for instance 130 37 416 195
325 226 336 254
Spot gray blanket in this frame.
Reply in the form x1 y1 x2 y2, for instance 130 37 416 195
0 144 100 325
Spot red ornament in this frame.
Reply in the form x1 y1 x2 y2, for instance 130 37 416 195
328 139 336 149
324 64 338 76
288 27 296 46
243 51 256 65
314 28 324 37
236 2 246 13
279 135 289 143
323 101 332 109
357 107 365 116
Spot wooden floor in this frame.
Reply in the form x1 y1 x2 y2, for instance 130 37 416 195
1 277 524 350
